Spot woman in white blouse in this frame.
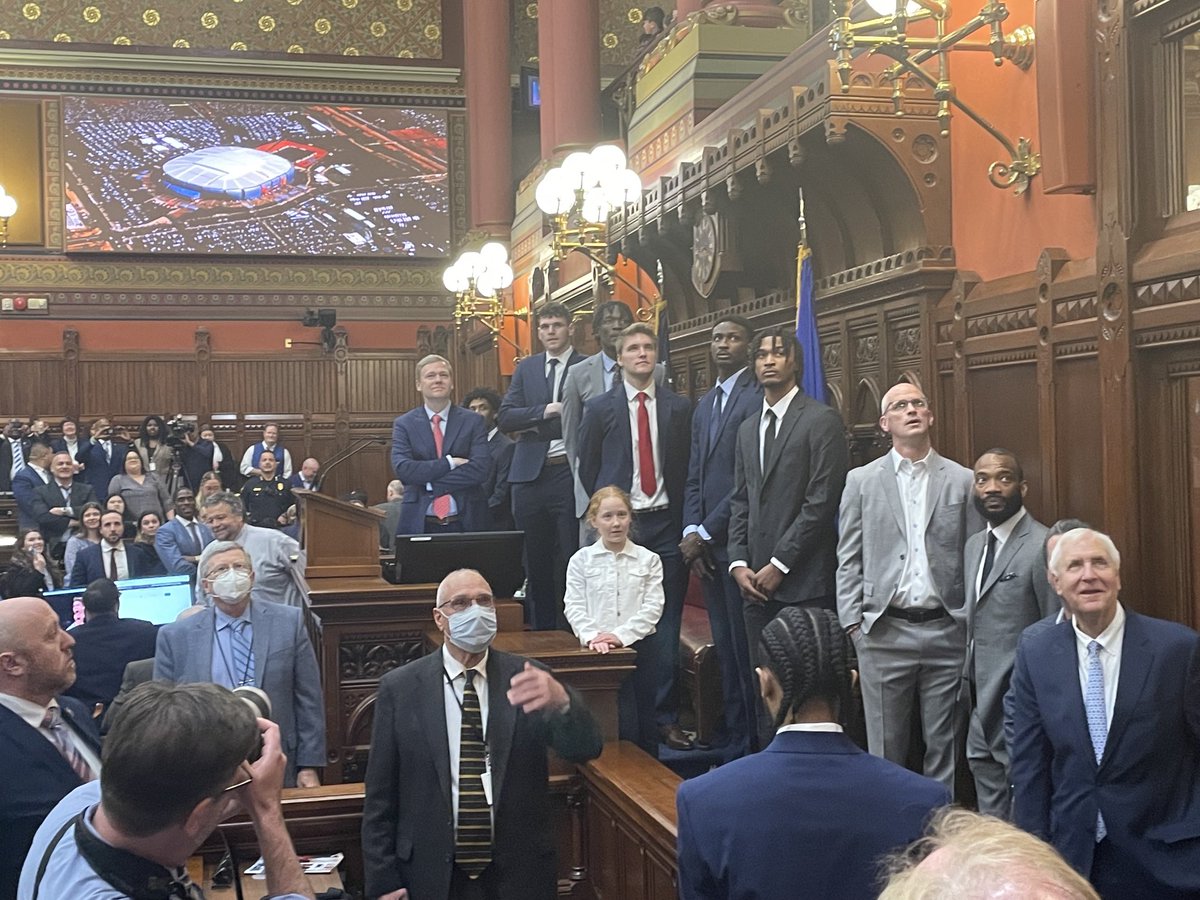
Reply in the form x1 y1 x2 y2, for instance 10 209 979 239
564 486 664 755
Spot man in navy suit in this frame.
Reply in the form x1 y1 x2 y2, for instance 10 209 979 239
676 607 948 900
286 456 320 492
498 302 586 629
391 354 490 535
680 315 762 756
1011 527 1200 898
30 451 96 551
12 443 53 531
0 596 101 900
76 417 128 502
155 486 214 587
63 578 158 711
464 387 516 531
578 323 694 750
71 510 154 586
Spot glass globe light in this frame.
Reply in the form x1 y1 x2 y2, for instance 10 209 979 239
561 151 596 190
580 187 610 224
491 262 514 290
589 144 627 173
475 270 499 298
603 168 643 207
480 241 509 266
0 194 16 218
535 168 575 215
442 265 469 293
866 0 921 15
457 251 483 277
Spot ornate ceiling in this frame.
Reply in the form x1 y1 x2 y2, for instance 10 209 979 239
511 0 653 75
0 0 444 59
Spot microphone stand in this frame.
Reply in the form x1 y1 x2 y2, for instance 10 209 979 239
313 436 388 493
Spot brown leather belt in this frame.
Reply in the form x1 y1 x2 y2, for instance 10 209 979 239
884 606 949 624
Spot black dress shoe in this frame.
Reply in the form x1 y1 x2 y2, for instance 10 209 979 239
659 724 695 751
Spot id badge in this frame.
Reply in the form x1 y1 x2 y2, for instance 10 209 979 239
481 766 494 807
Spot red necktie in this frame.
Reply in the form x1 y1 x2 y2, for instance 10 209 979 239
636 392 657 496
431 414 451 520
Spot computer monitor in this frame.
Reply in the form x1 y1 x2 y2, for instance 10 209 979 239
391 531 525 598
44 573 195 628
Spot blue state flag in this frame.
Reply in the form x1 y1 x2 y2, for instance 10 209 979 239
795 245 827 403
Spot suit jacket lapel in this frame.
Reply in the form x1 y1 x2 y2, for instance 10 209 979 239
876 456 906 536
419 656 453 810
250 604 273 687
443 406 464 451
923 452 948 530
655 389 674 459
979 518 1027 599
708 371 753 461
486 654 516 803
412 409 438 459
193 612 216 682
614 387 633 458
1046 622 1095 763
763 394 805 485
60 702 101 755
1104 613 1152 767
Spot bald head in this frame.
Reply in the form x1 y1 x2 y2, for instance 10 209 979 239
435 568 491 608
0 597 77 705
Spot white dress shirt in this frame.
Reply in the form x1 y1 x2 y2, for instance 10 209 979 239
102 541 130 580
563 539 664 647
0 692 102 775
624 380 668 510
545 349 572 459
890 447 939 610
776 722 844 735
441 644 492 829
974 506 1026 597
602 352 619 392
1073 603 1125 729
30 464 50 484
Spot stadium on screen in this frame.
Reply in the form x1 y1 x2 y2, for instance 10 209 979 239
162 145 295 201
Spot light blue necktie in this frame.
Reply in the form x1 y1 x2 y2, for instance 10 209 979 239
1085 639 1107 841
228 620 255 687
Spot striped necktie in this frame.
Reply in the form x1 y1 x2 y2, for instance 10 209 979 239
228 619 255 687
41 705 95 783
455 670 492 878
1085 640 1108 841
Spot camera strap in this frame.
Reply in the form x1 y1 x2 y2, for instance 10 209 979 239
32 811 202 899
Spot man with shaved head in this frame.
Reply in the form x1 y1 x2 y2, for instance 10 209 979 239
836 382 979 793
0 597 101 900
1011 528 1200 897
363 568 602 900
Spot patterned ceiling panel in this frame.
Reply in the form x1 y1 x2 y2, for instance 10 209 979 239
0 0 444 60
511 0 649 75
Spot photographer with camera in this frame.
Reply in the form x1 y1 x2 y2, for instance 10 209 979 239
78 418 130 502
18 681 314 900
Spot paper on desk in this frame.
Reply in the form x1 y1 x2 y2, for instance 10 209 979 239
244 852 343 877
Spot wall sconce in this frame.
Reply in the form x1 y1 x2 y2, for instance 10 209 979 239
830 0 1039 194
0 186 17 247
444 241 528 357
534 144 663 319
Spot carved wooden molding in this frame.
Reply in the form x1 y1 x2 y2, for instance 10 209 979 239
1054 339 1099 358
1053 296 1099 324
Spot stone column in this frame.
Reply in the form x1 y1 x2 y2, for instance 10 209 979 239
537 0 558 158
464 0 512 233
548 0 601 151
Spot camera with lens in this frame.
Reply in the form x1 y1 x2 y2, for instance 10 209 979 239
165 413 194 449
233 685 272 762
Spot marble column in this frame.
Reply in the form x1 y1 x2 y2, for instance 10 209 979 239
537 0 558 158
547 0 601 151
464 0 512 233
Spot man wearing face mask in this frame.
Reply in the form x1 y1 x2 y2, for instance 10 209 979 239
153 540 325 789
363 568 603 900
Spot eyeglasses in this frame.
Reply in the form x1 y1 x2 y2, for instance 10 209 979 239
207 564 251 578
222 762 253 794
886 397 928 413
436 594 496 614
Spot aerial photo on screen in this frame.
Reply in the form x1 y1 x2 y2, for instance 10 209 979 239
62 96 450 258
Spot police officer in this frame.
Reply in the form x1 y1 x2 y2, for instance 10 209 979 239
238 449 294 529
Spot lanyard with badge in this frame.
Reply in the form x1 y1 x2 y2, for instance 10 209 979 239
443 667 493 807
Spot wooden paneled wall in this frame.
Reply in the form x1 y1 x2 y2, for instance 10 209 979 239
0 328 493 504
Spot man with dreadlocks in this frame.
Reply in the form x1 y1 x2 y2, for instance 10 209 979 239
675 607 950 900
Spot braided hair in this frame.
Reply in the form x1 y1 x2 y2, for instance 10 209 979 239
758 607 854 730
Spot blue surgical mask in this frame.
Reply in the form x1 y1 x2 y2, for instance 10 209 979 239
446 603 497 654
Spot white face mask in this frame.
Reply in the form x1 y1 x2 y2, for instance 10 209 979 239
210 568 252 602
445 604 497 655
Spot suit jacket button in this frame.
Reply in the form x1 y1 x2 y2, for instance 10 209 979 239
900 554 905 559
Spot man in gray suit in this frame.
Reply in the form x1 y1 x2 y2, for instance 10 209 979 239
200 491 309 609
728 325 849 748
562 301 666 522
836 382 979 792
153 540 325 788
963 449 1056 815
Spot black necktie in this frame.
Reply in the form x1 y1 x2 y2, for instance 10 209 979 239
548 357 561 402
763 409 777 471
980 530 997 587
456 670 492 877
708 390 724 444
